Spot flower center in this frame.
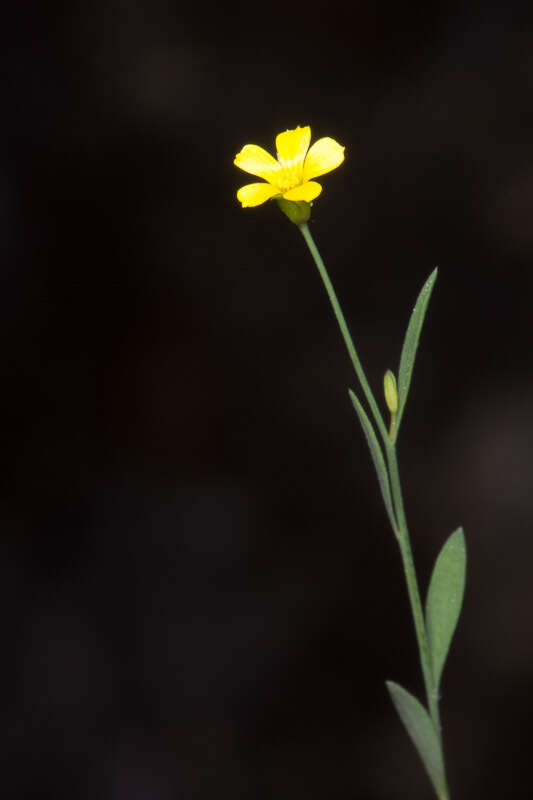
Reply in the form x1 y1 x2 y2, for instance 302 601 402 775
275 154 304 192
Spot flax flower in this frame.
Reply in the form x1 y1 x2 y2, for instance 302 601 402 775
234 125 345 208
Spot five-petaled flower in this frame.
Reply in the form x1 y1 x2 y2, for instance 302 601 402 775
234 125 345 208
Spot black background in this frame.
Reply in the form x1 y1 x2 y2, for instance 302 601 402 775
2 2 533 798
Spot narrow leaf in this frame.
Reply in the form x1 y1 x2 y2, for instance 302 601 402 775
348 390 397 533
397 268 438 429
386 681 446 799
425 527 467 688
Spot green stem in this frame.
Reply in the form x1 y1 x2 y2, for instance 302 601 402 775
298 222 389 445
297 220 449 800
386 442 448 798
386 447 438 716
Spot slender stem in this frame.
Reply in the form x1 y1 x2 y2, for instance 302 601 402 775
386 447 437 719
297 219 448 799
387 442 449 799
299 220 441 727
389 411 397 444
298 222 389 445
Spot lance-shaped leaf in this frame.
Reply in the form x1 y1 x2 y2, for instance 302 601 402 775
386 681 446 800
348 390 397 533
397 268 438 430
425 527 466 688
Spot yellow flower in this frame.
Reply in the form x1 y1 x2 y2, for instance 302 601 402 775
234 125 345 208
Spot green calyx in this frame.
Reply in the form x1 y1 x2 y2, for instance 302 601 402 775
276 198 311 224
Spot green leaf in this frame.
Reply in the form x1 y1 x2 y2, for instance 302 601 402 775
386 681 446 799
425 527 467 688
348 390 397 533
397 268 438 430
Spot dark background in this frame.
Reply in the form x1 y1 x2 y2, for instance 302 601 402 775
2 2 533 798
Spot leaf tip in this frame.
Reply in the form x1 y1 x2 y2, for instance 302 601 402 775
427 266 438 288
385 680 402 699
449 526 466 554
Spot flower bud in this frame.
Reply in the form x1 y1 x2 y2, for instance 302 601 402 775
276 198 311 225
383 370 398 414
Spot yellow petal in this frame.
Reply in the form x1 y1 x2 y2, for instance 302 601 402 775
237 182 280 207
234 144 280 181
276 126 311 165
282 181 322 202
303 137 345 181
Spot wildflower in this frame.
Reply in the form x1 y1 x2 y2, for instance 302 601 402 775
234 125 345 208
